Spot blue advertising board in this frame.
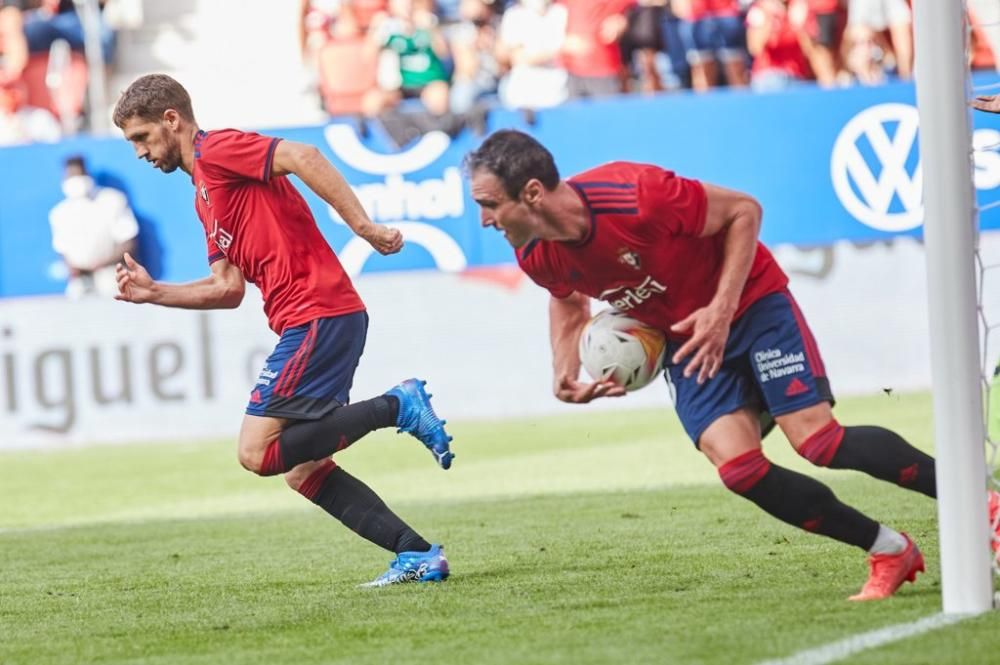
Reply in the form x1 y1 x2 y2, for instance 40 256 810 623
1 77 998 297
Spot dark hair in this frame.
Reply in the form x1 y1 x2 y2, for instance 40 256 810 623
463 130 560 200
112 74 196 128
63 154 87 172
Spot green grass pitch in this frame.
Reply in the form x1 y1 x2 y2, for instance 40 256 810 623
2 391 999 664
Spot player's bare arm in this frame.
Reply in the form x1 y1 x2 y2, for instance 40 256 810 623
270 140 403 255
971 94 1000 114
115 252 245 309
550 291 626 403
671 184 762 384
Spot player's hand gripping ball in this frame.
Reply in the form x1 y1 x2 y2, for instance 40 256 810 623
578 309 667 391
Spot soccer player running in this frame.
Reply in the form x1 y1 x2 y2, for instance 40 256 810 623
465 129 1000 600
112 74 454 587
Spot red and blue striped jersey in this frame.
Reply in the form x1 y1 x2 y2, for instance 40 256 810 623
191 129 364 334
516 161 788 339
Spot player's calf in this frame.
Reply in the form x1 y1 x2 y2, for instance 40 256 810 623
292 460 432 555
239 397 399 476
794 419 936 497
718 448 881 550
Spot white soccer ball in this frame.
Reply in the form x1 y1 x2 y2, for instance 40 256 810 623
578 309 667 392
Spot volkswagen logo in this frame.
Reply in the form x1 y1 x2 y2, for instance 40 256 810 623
831 103 924 232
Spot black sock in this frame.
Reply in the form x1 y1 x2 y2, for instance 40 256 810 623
799 421 936 498
299 462 430 554
720 450 879 551
831 426 936 498
260 396 398 474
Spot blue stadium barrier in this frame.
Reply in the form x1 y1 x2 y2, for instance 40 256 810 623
1 77 998 298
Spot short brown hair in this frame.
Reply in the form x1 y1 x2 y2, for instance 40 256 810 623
112 74 196 128
463 130 560 200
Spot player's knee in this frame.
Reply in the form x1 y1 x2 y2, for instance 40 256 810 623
237 432 278 475
237 444 264 474
237 415 287 475
718 449 771 494
795 419 845 467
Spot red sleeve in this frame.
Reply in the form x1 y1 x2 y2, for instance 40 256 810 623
201 213 225 265
200 129 281 184
637 166 708 237
206 238 225 265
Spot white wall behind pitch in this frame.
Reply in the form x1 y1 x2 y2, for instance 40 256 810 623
2 232 998 449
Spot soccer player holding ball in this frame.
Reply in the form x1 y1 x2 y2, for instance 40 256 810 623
112 74 453 586
466 129 1000 600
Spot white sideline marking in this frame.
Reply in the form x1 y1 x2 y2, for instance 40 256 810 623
754 612 975 665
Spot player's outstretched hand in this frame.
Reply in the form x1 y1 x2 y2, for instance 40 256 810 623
971 95 1000 114
361 223 404 255
555 376 627 403
114 252 156 303
670 303 732 384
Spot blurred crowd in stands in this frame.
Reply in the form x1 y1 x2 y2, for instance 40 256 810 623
300 0 998 142
0 0 136 146
0 0 996 147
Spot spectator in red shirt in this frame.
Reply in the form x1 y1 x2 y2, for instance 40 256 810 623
316 2 388 118
0 78 60 144
561 0 634 99
0 0 28 85
968 7 996 72
795 0 845 88
353 0 389 29
746 0 812 92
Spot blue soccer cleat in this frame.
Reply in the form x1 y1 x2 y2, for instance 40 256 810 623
386 378 454 469
362 544 450 587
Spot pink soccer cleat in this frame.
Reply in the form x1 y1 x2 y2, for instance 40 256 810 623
849 533 925 601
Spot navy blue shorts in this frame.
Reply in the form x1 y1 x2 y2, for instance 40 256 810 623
665 291 833 446
246 311 368 420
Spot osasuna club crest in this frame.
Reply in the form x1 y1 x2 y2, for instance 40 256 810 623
199 181 210 206
618 247 641 270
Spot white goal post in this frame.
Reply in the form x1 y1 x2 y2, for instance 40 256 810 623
913 0 994 613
